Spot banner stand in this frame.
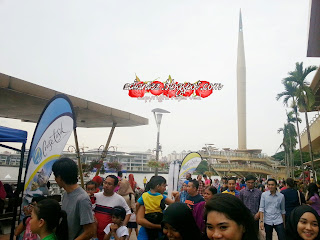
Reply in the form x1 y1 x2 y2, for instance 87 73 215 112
95 123 117 176
74 128 84 188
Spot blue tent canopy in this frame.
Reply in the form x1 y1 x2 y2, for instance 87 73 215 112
0 126 28 143
0 126 28 240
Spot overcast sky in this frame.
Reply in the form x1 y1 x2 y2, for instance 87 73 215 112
0 0 319 158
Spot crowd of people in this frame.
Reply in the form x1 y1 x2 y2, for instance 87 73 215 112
13 157 320 240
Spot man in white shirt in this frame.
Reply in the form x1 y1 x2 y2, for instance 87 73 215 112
94 175 131 240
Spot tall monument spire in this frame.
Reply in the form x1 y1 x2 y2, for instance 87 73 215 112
237 9 247 150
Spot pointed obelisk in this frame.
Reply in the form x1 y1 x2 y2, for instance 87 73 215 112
237 9 247 150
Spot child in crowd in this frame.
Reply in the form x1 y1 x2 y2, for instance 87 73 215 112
180 180 189 203
92 176 104 192
117 179 138 238
29 199 68 240
86 180 98 240
103 206 129 240
15 196 47 240
86 181 97 206
137 176 175 239
127 207 138 239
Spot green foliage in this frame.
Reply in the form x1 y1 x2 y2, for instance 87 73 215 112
272 150 320 166
194 160 209 175
107 162 122 171
147 160 168 169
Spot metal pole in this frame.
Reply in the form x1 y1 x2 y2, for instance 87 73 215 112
74 128 85 188
96 123 117 176
10 143 25 240
155 127 160 176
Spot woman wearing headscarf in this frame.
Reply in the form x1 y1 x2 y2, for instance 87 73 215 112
128 174 137 192
194 186 217 234
307 183 320 216
160 202 201 240
117 179 138 238
286 205 320 240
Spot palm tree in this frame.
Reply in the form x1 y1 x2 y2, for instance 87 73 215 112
282 62 317 179
276 81 304 175
278 117 298 177
278 125 290 177
286 111 299 176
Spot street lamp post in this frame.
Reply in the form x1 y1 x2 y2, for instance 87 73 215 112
205 143 215 171
152 108 170 176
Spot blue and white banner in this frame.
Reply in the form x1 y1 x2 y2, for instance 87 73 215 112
24 95 75 199
178 152 202 190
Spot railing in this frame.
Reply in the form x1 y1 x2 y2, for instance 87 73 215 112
211 163 286 173
200 150 271 160
300 112 320 136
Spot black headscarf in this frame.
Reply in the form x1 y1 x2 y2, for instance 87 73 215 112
286 205 320 240
161 202 201 240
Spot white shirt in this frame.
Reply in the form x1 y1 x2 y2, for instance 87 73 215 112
104 223 129 239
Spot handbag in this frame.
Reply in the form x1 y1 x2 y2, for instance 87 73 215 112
297 190 302 205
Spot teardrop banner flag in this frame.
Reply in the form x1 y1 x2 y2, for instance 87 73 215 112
23 94 76 201
177 152 202 191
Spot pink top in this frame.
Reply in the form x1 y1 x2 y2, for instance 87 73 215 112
205 179 211 186
23 217 40 240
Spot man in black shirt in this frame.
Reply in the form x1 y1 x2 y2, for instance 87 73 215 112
281 177 305 221
185 179 204 210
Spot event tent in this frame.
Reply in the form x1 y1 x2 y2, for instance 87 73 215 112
0 126 27 240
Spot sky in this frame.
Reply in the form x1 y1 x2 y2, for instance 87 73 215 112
0 0 319 158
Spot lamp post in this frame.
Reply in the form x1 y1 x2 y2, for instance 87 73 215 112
98 145 104 154
152 108 170 176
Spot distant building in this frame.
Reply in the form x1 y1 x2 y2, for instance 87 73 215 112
0 149 156 172
166 150 191 162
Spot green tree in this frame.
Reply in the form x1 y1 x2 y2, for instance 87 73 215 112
277 81 304 171
282 62 317 178
278 111 298 177
195 160 209 175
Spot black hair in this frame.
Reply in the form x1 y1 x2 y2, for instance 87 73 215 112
307 183 319 201
205 194 258 240
267 178 277 185
286 178 295 188
190 179 199 190
86 180 97 188
106 175 119 186
245 175 256 182
203 174 207 178
117 171 123 177
205 186 217 195
149 176 166 189
33 199 68 240
112 206 126 221
162 202 201 240
227 177 237 183
31 196 47 203
144 176 156 192
52 158 78 185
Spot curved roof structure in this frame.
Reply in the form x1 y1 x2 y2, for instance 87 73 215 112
0 72 148 128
